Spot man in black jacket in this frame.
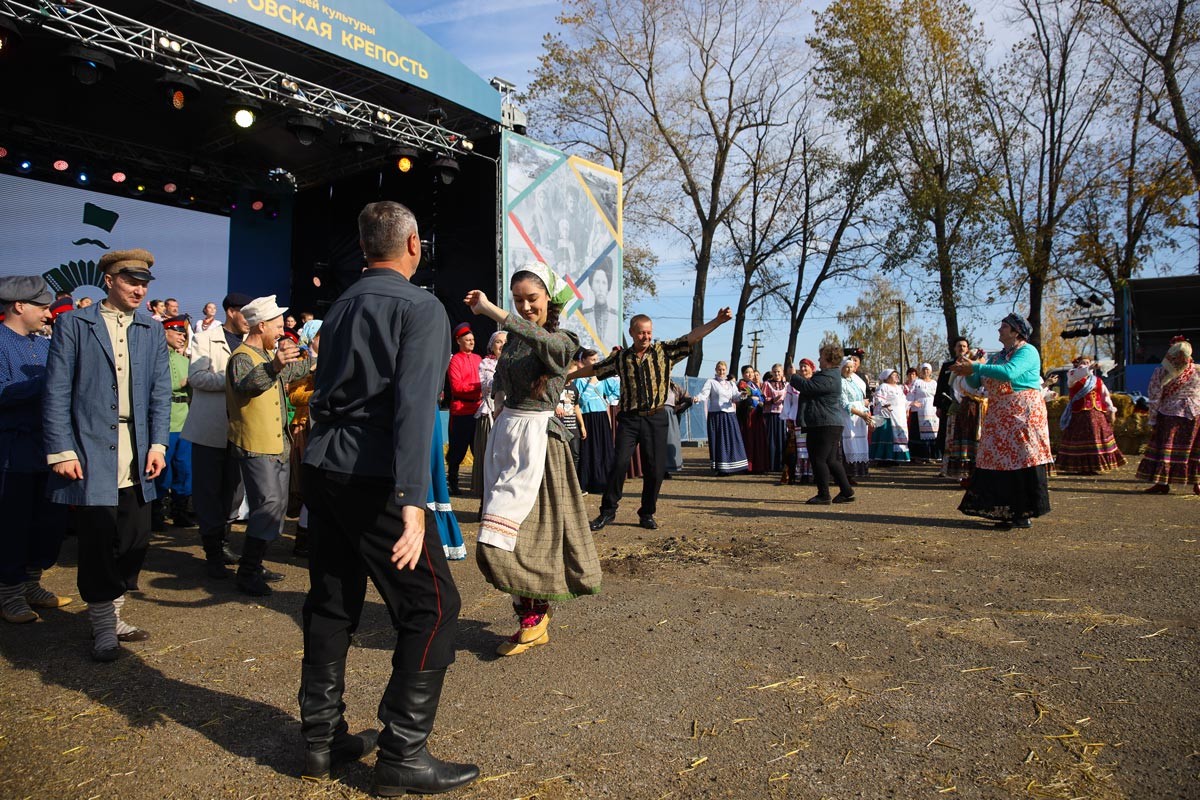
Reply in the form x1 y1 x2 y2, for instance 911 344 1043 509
789 343 856 505
934 337 970 473
299 201 478 794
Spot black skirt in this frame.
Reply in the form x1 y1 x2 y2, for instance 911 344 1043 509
578 410 615 493
958 465 1051 523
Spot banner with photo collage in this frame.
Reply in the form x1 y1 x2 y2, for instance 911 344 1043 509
501 132 623 355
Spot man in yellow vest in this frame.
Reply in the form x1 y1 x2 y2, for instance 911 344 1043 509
226 295 312 596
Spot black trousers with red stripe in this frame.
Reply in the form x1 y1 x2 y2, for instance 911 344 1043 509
300 466 460 671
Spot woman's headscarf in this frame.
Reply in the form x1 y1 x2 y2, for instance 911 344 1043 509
919 362 932 373
298 319 322 346
1162 337 1193 383
878 368 896 382
799 358 816 372
485 330 506 357
1001 313 1032 341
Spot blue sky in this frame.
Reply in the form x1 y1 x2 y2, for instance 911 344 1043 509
389 1 1192 373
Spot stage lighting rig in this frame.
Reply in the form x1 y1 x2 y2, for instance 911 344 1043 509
159 73 201 111
64 44 115 85
287 115 324 146
227 97 262 128
431 154 459 185
268 167 297 190
387 144 420 173
0 16 22 58
340 130 375 154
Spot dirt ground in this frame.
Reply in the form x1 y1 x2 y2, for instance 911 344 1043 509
0 451 1197 800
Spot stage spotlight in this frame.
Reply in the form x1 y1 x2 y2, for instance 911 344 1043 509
111 171 127 184
130 182 146 196
287 114 324 146
64 44 115 85
427 106 447 125
179 194 195 207
460 139 475 153
159 73 200 111
17 158 32 174
163 182 177 193
0 17 22 58
227 97 262 128
75 170 90 186
251 200 264 211
53 159 69 172
0 146 8 159
387 144 419 173
340 130 375 154
431 155 459 185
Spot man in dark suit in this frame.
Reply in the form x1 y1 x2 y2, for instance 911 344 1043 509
934 337 970 473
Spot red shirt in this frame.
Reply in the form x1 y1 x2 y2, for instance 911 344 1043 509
447 351 483 416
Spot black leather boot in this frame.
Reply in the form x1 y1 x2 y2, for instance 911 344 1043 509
299 660 378 780
171 493 196 527
151 499 167 532
446 468 460 497
371 669 479 797
202 535 231 579
221 524 238 564
235 537 272 596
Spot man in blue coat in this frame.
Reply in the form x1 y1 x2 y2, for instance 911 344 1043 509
43 248 171 662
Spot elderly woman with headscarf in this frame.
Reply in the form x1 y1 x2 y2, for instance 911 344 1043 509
471 330 507 496
906 362 940 463
1136 337 1200 494
952 313 1053 529
870 369 910 464
839 356 872 479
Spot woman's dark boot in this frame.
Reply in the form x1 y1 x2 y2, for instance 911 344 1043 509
371 669 479 797
299 660 378 780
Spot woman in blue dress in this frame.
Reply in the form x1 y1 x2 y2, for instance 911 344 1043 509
429 407 465 560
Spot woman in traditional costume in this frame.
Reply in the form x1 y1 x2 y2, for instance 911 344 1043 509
573 349 619 493
954 314 1053 529
943 366 986 482
870 369 910 464
839 357 872 480
664 380 693 476
470 331 506 495
782 359 816 484
1055 358 1125 475
694 362 749 476
466 264 601 656
907 362 940 463
761 364 789 474
1136 337 1200 494
737 367 768 474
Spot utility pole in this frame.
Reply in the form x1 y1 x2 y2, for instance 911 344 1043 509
897 302 909 372
748 329 764 371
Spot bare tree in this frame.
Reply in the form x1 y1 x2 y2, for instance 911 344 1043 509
979 0 1114 347
527 0 804 374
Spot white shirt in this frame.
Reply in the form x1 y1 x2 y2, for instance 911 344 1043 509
692 377 740 413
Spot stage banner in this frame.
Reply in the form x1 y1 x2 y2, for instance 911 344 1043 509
191 0 501 121
502 132 623 355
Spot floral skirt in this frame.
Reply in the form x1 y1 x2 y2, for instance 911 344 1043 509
1136 413 1200 485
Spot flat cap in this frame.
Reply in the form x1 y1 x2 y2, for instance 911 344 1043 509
242 295 287 326
222 292 253 310
98 248 156 280
0 275 54 305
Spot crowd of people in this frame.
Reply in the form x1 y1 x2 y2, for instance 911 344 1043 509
1 199 1198 795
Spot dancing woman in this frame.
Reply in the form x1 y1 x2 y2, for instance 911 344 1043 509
1055 358 1125 475
839 357 872 479
466 265 601 657
1136 337 1200 494
953 314 1053 529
